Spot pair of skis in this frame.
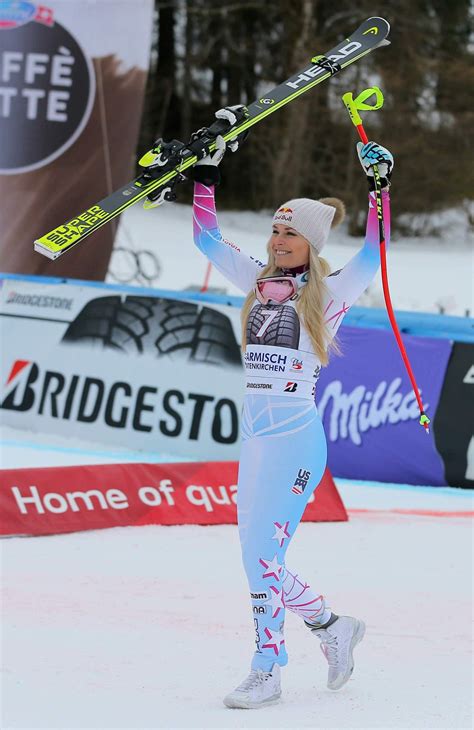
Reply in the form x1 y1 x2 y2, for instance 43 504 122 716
34 16 390 260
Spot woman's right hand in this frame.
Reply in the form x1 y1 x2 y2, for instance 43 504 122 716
191 104 248 185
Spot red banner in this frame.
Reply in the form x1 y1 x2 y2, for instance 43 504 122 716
0 461 347 537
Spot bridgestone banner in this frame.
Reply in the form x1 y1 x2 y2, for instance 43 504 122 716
0 461 347 537
0 276 245 460
0 0 153 279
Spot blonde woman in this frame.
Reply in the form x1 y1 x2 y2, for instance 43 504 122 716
191 125 393 709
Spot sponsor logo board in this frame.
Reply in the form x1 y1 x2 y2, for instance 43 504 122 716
1 358 241 456
0 460 341 537
0 278 246 461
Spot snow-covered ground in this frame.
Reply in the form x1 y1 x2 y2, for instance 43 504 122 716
2 510 472 729
1 427 473 728
109 201 473 316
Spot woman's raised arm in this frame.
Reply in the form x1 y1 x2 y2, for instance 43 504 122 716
325 141 393 309
192 136 263 294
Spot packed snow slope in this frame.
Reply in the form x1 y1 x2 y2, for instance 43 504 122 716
2 509 472 729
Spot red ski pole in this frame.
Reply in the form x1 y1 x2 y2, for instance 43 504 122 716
342 87 431 434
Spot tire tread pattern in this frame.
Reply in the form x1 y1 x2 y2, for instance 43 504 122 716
61 295 242 366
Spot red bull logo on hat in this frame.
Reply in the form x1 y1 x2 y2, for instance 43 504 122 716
274 206 294 224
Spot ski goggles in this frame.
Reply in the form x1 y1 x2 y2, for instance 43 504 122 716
254 276 298 305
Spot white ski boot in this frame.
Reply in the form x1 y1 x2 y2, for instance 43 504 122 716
223 664 281 709
309 615 365 690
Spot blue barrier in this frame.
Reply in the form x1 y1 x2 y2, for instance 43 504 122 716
1 271 473 343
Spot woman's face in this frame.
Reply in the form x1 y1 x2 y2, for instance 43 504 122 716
270 224 310 269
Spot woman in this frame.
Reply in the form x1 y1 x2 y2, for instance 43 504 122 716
191 123 393 709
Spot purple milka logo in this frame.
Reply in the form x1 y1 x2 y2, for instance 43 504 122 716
318 378 427 446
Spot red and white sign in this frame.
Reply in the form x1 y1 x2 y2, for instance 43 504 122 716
0 461 347 537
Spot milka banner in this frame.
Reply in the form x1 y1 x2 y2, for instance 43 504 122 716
316 326 452 486
0 0 153 279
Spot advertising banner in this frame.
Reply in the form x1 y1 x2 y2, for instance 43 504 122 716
0 462 347 537
316 326 453 486
433 342 474 488
0 274 464 486
0 276 245 460
0 0 153 279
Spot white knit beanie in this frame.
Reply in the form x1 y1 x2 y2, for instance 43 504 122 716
272 198 336 254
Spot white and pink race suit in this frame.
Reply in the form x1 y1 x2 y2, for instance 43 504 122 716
193 182 391 670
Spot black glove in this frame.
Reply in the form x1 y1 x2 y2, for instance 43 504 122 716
191 135 225 186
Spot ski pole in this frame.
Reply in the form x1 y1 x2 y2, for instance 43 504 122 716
342 87 431 434
201 261 212 293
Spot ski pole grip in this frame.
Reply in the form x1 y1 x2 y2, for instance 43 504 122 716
342 86 384 127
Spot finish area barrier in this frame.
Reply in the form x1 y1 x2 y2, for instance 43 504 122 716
0 461 347 538
1 274 472 487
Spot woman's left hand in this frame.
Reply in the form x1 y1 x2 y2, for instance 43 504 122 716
357 141 394 189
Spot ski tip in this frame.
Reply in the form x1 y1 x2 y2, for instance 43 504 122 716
364 17 391 36
366 16 390 26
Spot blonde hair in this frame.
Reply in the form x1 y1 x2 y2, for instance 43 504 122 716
241 197 345 366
